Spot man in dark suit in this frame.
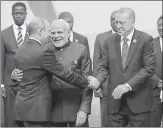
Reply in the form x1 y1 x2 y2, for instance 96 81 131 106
92 8 155 127
58 11 90 57
13 17 93 127
1 2 28 127
93 10 117 127
49 19 93 127
150 15 162 127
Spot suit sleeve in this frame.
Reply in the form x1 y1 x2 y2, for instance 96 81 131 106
128 36 155 91
83 37 90 58
1 35 5 85
41 49 89 87
93 35 102 76
149 74 161 89
79 47 93 114
95 38 110 83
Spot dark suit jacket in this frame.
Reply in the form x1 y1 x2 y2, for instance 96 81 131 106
1 25 28 86
149 37 162 96
51 41 93 122
13 39 89 121
93 30 112 97
73 32 90 57
95 29 155 114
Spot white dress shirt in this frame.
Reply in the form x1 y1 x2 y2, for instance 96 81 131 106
69 31 73 42
120 28 135 91
13 23 27 44
120 28 135 55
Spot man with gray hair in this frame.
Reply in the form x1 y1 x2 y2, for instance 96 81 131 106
93 8 155 126
49 19 93 127
93 10 118 127
12 17 95 127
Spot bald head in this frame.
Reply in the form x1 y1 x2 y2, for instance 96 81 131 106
58 11 74 30
28 17 49 35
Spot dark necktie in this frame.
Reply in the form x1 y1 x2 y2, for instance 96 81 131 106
17 27 23 47
122 37 129 69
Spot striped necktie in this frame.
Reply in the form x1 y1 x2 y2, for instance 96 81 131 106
17 27 23 47
122 37 129 69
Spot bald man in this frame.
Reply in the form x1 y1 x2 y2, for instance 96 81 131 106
49 19 93 127
58 11 90 57
93 11 117 127
12 18 91 127
93 8 155 126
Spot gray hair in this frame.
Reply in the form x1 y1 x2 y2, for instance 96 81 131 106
50 19 70 31
28 17 49 35
117 8 135 20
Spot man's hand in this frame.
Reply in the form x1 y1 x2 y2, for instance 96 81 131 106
1 84 6 97
158 80 162 89
75 111 87 127
11 68 23 81
112 84 130 99
87 76 100 90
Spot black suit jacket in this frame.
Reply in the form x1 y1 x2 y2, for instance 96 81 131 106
149 37 162 96
1 25 28 86
93 30 112 97
51 41 92 122
95 29 155 113
73 32 90 57
13 39 89 121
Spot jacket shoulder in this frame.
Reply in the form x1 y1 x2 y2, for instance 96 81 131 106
1 26 12 37
71 42 86 51
96 30 111 38
135 29 153 39
74 32 87 40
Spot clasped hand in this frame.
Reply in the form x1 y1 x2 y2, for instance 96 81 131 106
87 76 100 90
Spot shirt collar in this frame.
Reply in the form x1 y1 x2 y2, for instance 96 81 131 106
121 28 135 41
111 29 116 34
13 22 27 30
29 37 43 46
159 36 162 43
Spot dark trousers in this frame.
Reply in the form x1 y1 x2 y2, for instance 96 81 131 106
151 95 163 127
100 96 109 127
108 98 151 127
51 120 89 127
4 85 17 127
16 121 49 127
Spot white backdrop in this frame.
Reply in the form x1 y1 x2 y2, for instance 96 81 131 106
1 1 162 127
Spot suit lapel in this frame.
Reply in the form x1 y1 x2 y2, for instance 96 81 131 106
9 25 19 49
124 29 139 70
115 34 123 71
154 37 162 69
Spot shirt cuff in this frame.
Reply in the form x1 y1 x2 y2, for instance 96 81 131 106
125 83 132 91
1 84 4 88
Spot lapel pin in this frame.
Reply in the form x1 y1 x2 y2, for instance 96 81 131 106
75 39 78 43
73 60 78 64
133 39 137 43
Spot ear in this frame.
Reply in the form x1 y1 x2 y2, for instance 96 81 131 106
39 28 43 36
